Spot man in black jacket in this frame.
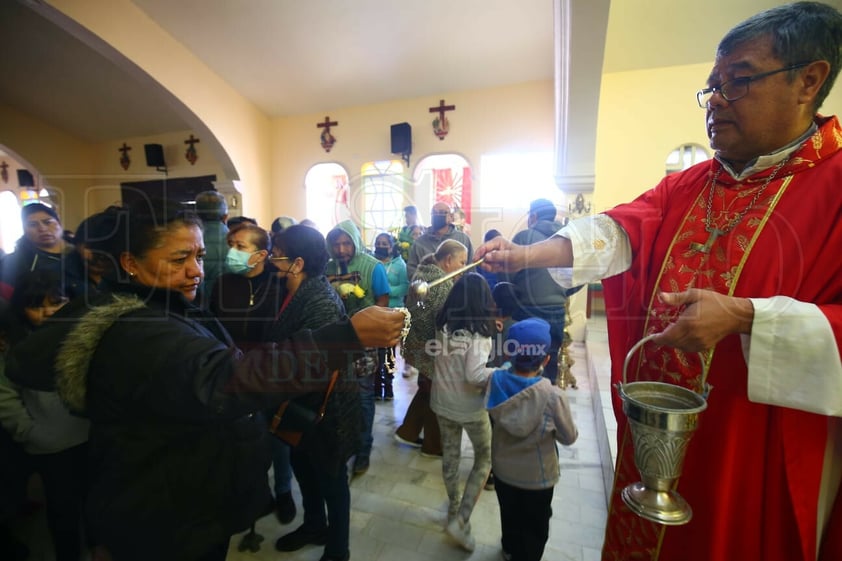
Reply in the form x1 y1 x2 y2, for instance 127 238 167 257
497 199 581 385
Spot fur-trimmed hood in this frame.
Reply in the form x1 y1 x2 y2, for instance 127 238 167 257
54 294 146 413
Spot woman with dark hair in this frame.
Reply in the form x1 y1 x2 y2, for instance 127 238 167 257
210 223 282 346
209 223 296 524
5 200 404 561
0 203 66 301
63 207 123 301
431 272 497 551
268 224 360 561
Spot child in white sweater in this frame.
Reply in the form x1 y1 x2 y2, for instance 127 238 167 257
431 273 497 552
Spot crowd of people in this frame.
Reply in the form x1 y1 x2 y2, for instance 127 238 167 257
0 195 578 561
2 3 838 560
0 198 406 561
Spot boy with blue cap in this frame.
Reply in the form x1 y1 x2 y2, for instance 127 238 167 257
486 317 578 561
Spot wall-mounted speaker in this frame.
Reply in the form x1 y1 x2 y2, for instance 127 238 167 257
390 123 412 155
17 169 34 187
144 144 165 167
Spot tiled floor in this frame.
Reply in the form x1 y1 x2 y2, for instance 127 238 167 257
12 313 616 561
227 314 613 561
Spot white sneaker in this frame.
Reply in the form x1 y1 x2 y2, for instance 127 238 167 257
393 433 423 448
446 518 475 552
403 365 419 378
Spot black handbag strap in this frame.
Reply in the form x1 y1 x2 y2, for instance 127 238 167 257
269 369 340 432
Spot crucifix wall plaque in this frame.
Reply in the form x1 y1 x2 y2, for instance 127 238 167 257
317 116 338 152
0 161 8 184
184 135 200 165
118 142 132 170
428 99 455 140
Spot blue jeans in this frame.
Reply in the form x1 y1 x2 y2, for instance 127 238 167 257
270 437 293 496
357 373 375 461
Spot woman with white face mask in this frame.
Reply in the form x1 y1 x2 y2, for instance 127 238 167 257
213 224 297 528
209 223 282 344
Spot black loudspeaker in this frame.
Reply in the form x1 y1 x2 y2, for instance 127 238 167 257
17 169 34 187
144 144 165 167
391 123 412 155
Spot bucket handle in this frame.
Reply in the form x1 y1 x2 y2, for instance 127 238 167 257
622 333 711 397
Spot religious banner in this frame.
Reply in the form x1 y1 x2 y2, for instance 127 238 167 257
432 166 472 226
118 143 131 170
318 116 338 152
428 99 455 140
184 135 200 165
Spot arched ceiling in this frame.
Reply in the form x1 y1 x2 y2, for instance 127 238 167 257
0 0 816 143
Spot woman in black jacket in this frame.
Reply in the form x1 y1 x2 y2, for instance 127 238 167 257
268 225 360 561
5 200 404 561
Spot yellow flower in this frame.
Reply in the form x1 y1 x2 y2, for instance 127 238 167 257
337 283 366 299
337 283 354 298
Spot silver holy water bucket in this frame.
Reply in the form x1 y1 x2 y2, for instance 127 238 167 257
615 334 709 525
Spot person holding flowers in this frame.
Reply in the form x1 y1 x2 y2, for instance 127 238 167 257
325 220 390 475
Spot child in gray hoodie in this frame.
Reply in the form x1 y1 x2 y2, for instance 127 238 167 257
486 318 578 561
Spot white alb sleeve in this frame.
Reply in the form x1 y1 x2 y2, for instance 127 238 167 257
547 214 632 289
745 296 842 416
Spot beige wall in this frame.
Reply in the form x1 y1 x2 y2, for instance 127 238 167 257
271 80 556 247
87 130 230 215
7 2 842 246
49 0 273 224
0 104 230 230
0 104 95 228
595 63 842 211
1 77 558 245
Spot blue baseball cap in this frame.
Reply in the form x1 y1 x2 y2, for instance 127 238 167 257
508 318 552 368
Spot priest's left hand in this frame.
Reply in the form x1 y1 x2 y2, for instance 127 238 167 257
652 289 754 352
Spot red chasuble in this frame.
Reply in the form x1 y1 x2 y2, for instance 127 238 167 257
600 116 842 561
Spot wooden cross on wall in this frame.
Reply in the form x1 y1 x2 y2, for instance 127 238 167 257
317 116 338 152
184 134 200 165
0 161 8 183
429 99 455 140
118 142 132 170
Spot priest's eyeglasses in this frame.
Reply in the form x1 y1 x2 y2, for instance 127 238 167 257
696 62 812 108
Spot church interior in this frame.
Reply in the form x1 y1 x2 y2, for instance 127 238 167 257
2 1 841 560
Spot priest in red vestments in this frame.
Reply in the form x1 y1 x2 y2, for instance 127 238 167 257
477 3 842 560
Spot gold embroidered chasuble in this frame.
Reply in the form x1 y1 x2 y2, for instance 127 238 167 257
599 116 842 561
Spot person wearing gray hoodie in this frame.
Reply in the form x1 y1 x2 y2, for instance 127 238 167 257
486 318 578 561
